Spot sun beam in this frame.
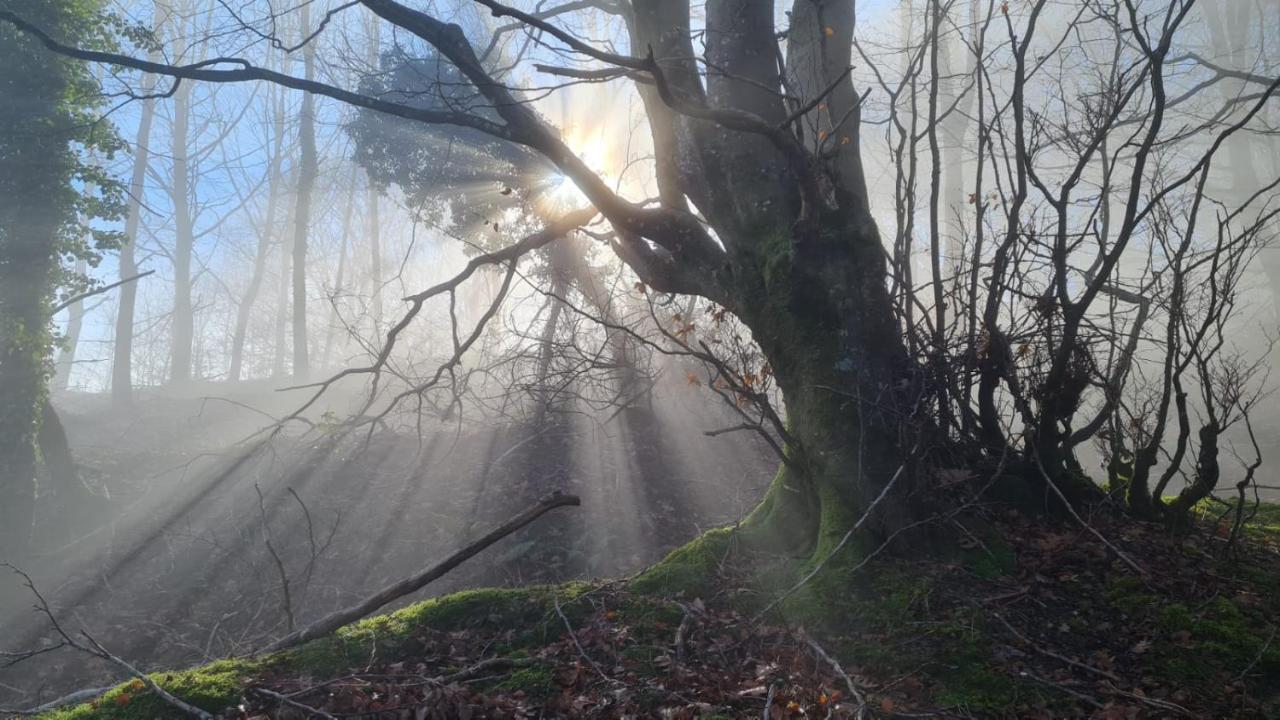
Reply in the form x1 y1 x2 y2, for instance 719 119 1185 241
541 115 622 212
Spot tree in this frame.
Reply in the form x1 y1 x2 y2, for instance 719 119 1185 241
290 2 318 377
5 0 1278 570
0 0 122 560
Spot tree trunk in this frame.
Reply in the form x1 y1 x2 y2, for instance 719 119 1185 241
290 2 317 377
322 166 359 368
732 214 921 558
365 15 383 334
169 76 195 383
53 258 87 391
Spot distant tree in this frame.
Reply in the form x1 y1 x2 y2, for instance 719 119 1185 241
0 0 123 560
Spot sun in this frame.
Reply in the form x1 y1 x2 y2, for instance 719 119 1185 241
543 124 614 210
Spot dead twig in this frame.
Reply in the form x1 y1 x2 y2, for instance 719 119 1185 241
801 631 868 719
553 595 611 682
754 452 914 621
1032 454 1147 576
993 613 1121 683
1021 671 1103 710
3 563 213 718
255 483 296 631
81 632 214 720
251 687 337 719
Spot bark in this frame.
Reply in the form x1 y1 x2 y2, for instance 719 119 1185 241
169 73 195 383
290 1 317 377
732 209 919 555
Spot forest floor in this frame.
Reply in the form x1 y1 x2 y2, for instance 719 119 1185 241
18 500 1280 719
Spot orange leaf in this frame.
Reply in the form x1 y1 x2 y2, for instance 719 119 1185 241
686 372 702 387
114 694 133 707
824 26 835 37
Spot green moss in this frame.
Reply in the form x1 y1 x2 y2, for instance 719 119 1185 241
630 526 736 595
39 585 599 720
491 665 553 697
1105 574 1156 616
955 530 1016 580
43 658 267 720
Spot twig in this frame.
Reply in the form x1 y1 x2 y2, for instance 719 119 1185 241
993 613 1121 682
1020 670 1104 710
440 656 534 683
553 595 610 681
2 564 212 718
1031 454 1147 576
801 631 868 719
255 483 295 631
1104 682 1195 716
82 632 215 720
673 610 691 662
1237 625 1277 681
259 492 580 653
251 687 337 719
754 453 914 621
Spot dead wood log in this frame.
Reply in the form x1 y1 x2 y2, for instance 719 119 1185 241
258 492 580 654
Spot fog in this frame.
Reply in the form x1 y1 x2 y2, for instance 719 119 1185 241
2 0 1280 711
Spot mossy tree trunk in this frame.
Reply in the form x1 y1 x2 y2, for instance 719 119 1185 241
610 0 926 559
731 213 922 559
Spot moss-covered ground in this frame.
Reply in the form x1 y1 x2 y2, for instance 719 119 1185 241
22 502 1280 719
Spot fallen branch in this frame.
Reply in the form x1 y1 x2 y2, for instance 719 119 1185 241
259 492 580 653
801 631 868 719
1032 454 1147 576
553 595 611 682
993 613 1121 683
251 687 337 720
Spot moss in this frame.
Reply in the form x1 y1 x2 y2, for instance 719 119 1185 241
43 658 268 720
491 665 553 697
38 585 599 720
629 525 736 595
924 609 1019 711
956 531 1016 580
1105 574 1156 616
1157 598 1280 675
